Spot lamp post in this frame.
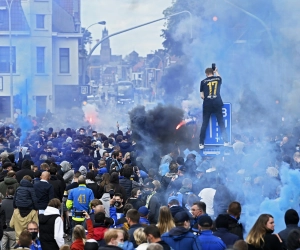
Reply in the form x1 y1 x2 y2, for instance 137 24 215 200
224 0 274 52
82 10 193 87
5 0 14 122
81 21 106 84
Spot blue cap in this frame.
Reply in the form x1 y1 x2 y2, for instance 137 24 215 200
138 206 149 216
174 211 190 223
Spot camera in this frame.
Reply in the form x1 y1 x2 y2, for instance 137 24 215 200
212 63 216 71
74 211 85 217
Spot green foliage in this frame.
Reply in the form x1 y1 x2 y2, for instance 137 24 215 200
162 0 204 56
79 28 92 56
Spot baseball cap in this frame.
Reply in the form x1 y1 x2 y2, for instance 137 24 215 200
174 211 190 223
198 215 213 227
138 206 149 216
144 182 155 189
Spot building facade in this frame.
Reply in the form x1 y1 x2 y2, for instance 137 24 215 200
0 0 81 121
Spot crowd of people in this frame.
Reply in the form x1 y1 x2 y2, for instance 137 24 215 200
0 119 300 250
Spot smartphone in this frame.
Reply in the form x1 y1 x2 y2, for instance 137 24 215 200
212 63 216 71
74 211 85 217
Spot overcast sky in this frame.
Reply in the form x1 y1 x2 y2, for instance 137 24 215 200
81 0 172 57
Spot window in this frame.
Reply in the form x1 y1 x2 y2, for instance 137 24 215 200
0 46 16 73
36 14 45 29
36 47 45 73
59 48 70 73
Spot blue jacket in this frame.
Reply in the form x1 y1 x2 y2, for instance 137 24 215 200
162 226 202 250
139 217 150 225
122 241 134 250
213 228 239 248
14 179 38 210
198 230 226 250
30 239 42 250
66 184 94 220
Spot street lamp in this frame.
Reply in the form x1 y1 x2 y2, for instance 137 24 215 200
224 0 274 52
81 21 106 84
5 0 14 122
82 11 193 88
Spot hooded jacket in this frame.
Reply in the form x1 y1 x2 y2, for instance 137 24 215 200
100 193 111 218
79 166 87 177
161 226 202 250
61 161 74 185
14 179 38 210
10 208 38 240
0 176 19 197
39 206 64 250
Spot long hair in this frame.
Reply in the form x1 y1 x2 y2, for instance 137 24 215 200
157 206 175 235
72 225 86 244
246 214 273 248
100 173 110 187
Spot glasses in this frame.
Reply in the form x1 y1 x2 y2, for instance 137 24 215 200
28 228 38 232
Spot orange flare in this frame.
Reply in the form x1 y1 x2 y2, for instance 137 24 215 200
176 120 186 130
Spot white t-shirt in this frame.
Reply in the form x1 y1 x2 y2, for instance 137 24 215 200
198 188 216 216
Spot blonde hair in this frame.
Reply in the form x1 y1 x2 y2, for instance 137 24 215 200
72 225 86 244
152 180 161 190
246 214 273 248
157 206 175 235
104 229 124 244
133 227 147 246
124 152 131 159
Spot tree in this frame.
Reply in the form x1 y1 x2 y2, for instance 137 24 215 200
79 28 92 57
162 0 205 56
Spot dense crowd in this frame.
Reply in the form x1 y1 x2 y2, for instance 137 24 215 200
0 120 300 250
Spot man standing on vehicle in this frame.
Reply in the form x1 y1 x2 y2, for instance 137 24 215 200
199 66 229 149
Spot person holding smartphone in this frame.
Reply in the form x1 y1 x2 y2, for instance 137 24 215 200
199 66 229 149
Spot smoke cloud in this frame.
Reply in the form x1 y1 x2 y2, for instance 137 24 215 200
129 104 192 168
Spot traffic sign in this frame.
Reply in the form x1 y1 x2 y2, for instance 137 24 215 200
81 86 88 95
204 102 232 145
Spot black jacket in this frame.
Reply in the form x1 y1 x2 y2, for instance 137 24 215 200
157 240 171 250
2 196 14 226
213 228 239 248
0 207 5 239
248 232 284 250
99 246 122 250
14 179 38 210
16 169 34 183
147 192 161 224
126 198 145 210
119 178 132 199
278 224 300 248
227 215 244 240
0 170 8 182
48 175 64 201
86 181 101 199
34 181 54 210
